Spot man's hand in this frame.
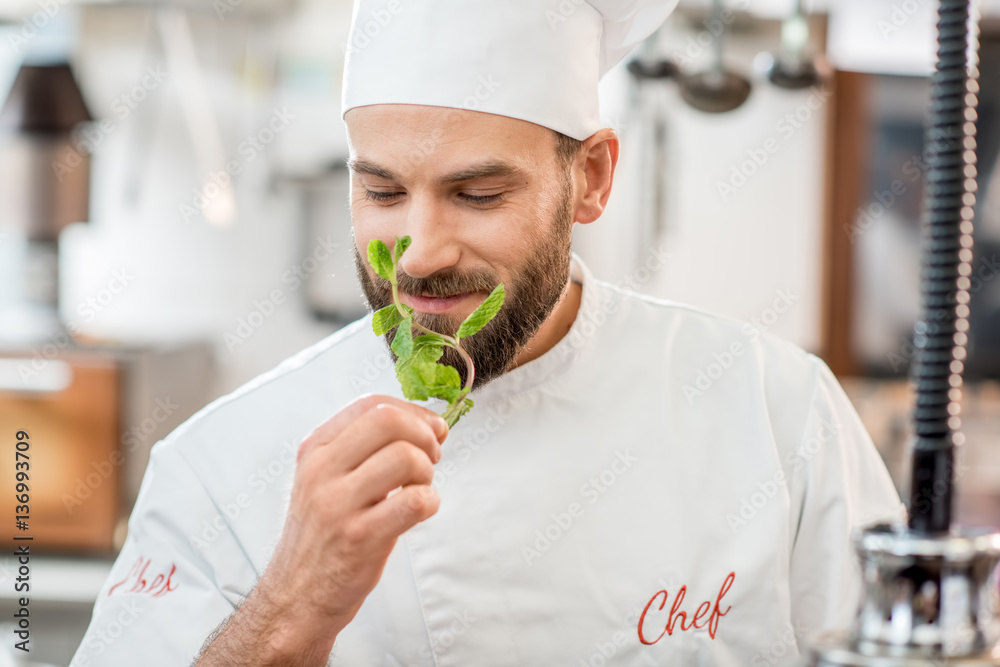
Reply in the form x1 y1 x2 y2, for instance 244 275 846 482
194 394 448 666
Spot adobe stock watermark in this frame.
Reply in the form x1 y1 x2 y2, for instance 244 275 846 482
189 439 298 551
178 107 295 224
223 235 338 351
407 610 477 666
726 418 841 534
558 246 671 361
716 86 832 202
545 0 588 29
418 397 517 514
682 287 799 404
436 403 512 471
578 629 630 667
521 448 638 566
877 0 931 40
391 75 502 170
909 457 971 523
7 0 72 54
69 601 144 666
389 401 514 527
17 267 137 385
885 254 1000 372
672 0 751 67
577 567 685 666
845 130 964 243
61 397 180 514
749 620 810 667
350 350 394 392
341 0 404 55
52 67 169 182
213 0 246 21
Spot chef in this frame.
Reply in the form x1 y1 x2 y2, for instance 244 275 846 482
71 0 905 665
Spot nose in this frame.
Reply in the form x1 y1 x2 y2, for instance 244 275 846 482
396 193 461 279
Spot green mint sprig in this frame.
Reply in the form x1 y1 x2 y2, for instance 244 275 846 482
367 236 505 428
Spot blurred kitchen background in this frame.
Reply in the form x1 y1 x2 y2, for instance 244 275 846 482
0 0 999 663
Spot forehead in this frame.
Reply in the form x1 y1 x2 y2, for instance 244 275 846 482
344 104 557 177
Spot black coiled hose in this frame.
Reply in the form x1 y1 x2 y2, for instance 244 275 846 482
908 0 980 533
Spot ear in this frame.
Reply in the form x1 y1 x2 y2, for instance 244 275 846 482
572 127 620 225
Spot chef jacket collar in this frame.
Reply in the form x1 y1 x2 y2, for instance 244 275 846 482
469 251 602 407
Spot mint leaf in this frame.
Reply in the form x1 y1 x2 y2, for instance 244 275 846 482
365 234 505 428
367 239 394 281
410 343 444 377
429 385 465 403
391 317 413 359
413 333 448 351
456 283 505 339
372 305 402 336
444 397 474 428
432 363 461 389
394 235 412 261
396 362 429 401
395 343 442 401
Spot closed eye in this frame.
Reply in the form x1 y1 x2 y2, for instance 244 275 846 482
459 193 504 205
363 189 404 203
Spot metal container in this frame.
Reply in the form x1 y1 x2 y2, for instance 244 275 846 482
808 524 1000 666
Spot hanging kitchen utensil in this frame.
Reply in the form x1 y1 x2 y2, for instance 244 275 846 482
678 0 751 114
764 0 821 90
627 37 676 250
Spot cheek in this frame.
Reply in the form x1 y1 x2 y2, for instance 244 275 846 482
349 194 384 220
350 199 399 249
461 224 518 271
466 194 560 270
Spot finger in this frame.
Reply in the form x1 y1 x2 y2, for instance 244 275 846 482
362 484 440 540
318 403 442 474
347 440 435 507
299 394 448 464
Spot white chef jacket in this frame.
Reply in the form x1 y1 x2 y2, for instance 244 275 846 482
71 253 904 667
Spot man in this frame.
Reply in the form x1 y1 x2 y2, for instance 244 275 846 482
72 0 904 665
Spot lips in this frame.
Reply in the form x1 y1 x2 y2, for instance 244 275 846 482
399 291 476 314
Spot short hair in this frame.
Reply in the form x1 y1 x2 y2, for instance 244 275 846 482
553 130 583 169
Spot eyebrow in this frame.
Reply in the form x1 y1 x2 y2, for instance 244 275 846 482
346 158 524 184
346 158 396 180
440 161 523 184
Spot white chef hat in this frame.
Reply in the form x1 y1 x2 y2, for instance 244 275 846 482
341 0 680 141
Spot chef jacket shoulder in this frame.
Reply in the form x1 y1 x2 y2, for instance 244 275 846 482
583 279 827 443
156 316 393 497
582 277 902 520
164 314 377 463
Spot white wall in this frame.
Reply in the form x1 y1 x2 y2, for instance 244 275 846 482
576 15 826 352
57 6 345 397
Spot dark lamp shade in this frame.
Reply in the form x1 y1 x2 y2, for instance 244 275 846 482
0 63 93 135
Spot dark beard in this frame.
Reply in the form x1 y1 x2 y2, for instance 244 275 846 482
352 190 574 392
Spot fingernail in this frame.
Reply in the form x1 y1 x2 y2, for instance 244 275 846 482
435 443 443 463
426 413 448 439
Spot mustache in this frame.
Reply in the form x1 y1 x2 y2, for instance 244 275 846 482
394 269 499 298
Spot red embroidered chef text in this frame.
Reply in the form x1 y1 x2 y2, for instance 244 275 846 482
108 556 179 598
637 571 735 643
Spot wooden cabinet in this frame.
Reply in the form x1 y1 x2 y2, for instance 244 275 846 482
0 340 214 555
0 355 120 553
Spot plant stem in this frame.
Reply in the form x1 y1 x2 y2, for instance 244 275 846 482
389 266 475 413
440 398 466 425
